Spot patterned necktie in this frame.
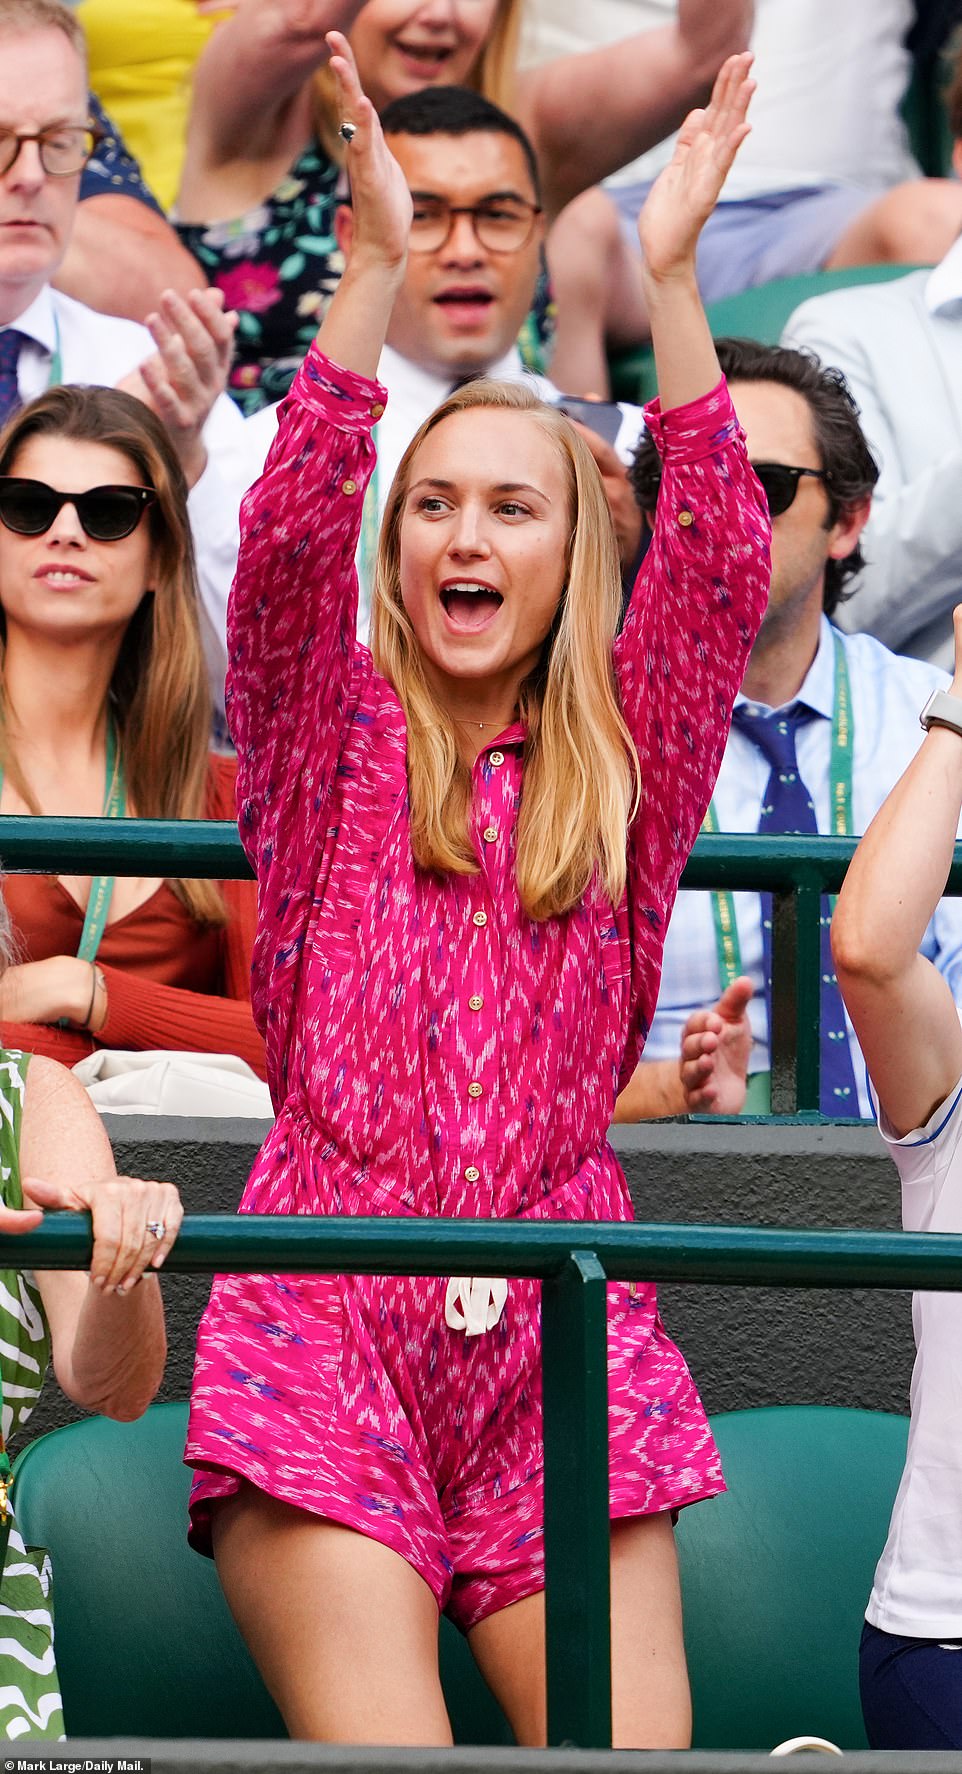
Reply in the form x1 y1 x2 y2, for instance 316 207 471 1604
0 329 25 427
732 701 859 1117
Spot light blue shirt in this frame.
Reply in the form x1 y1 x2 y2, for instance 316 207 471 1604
645 618 962 1115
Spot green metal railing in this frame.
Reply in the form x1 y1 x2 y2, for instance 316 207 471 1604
7 1213 962 1750
4 815 960 1116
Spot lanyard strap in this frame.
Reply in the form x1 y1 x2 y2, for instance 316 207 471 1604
705 630 853 992
358 438 380 616
48 312 63 390
0 713 125 967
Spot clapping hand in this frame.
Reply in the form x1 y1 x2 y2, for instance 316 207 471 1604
118 287 237 487
638 51 754 281
679 976 754 1114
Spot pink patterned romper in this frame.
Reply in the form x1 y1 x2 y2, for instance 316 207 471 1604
186 346 771 1632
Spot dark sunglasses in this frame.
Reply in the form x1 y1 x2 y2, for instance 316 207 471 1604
0 477 156 541
748 462 832 518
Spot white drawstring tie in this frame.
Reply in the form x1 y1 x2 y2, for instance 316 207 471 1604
444 1276 508 1335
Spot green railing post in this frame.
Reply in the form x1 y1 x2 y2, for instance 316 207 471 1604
541 1250 611 1749
770 878 821 1115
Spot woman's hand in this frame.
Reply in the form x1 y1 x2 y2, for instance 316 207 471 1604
118 287 238 487
638 51 754 283
679 977 753 1114
0 956 101 1029
326 29 413 270
22 1174 184 1295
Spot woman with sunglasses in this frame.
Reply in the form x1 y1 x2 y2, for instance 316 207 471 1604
185 39 769 1747
0 384 265 1078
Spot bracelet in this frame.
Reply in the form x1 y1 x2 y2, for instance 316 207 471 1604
83 964 106 1031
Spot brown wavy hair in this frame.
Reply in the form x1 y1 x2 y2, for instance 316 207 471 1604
311 0 522 161
0 385 224 924
370 380 639 922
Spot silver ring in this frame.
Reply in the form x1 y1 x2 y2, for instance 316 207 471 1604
338 120 357 144
146 1220 166 1241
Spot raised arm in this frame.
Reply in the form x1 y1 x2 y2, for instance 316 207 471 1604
178 0 364 198
226 32 411 869
518 0 752 218
832 609 962 1138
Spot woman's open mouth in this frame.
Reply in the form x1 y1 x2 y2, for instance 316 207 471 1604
440 581 504 632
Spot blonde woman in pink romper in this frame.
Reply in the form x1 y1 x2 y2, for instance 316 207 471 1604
185 35 770 1749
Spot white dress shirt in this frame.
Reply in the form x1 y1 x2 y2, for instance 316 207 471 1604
2 286 249 738
645 619 962 1116
784 240 962 673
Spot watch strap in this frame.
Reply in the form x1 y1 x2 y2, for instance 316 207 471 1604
920 688 962 738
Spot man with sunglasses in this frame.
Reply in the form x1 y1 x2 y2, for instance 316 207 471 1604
617 337 962 1120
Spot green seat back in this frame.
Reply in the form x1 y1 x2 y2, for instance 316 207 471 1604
677 1405 909 1752
11 1402 511 1743
610 264 928 405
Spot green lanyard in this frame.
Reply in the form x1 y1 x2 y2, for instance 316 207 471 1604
358 438 380 617
48 313 63 389
0 712 125 967
704 630 853 991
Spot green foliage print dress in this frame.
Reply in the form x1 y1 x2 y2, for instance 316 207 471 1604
0 1050 62 1740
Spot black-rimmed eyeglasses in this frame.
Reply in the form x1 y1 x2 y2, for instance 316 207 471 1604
408 194 543 254
639 459 832 520
0 123 103 178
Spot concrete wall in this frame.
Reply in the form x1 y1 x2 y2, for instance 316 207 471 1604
14 1115 912 1449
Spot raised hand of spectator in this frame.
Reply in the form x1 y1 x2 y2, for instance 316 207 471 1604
638 50 754 281
118 287 237 487
327 29 412 271
679 976 753 1114
569 419 643 572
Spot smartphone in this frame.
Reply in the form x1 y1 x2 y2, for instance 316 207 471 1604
557 396 624 450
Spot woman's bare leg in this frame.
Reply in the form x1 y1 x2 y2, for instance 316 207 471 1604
212 1483 454 1745
467 1511 690 1748
546 188 653 397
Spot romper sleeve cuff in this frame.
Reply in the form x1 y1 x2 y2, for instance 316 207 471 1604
643 375 742 465
285 343 389 436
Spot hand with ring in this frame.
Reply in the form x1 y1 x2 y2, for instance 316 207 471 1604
21 1173 184 1294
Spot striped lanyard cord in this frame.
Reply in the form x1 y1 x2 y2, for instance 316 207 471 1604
704 630 853 990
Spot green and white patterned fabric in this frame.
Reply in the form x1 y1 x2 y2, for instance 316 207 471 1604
0 1050 62 1741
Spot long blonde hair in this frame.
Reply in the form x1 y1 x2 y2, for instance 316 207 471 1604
0 387 224 925
312 0 522 161
370 381 640 922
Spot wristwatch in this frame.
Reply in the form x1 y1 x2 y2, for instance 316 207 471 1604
920 688 962 738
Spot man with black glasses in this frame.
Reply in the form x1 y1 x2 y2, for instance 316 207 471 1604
616 338 962 1121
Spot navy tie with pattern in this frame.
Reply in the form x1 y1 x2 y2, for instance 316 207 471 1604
732 701 860 1117
0 329 25 427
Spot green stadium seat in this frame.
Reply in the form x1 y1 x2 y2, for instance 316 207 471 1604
610 264 928 406
10 1401 512 1743
11 1400 908 1747
677 1404 910 1752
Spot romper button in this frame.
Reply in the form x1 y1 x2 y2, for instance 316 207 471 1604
472 910 487 927
468 1081 484 1099
371 402 384 418
464 1165 480 1182
677 508 694 527
483 826 498 843
342 478 358 495
489 751 504 767
468 994 483 1010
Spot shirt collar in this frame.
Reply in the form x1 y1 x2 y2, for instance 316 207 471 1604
734 614 835 720
0 284 57 354
378 340 526 399
926 233 962 316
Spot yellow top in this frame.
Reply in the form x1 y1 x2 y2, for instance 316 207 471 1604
77 0 230 210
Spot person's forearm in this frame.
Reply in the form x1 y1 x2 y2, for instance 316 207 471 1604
613 1060 686 1121
54 200 204 323
315 253 404 380
834 723 962 982
55 1278 166 1421
644 268 721 412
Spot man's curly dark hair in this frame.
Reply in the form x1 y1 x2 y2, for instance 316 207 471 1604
629 337 880 617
